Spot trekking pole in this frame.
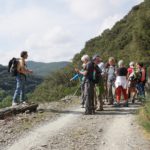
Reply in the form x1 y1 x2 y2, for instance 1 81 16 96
61 84 81 102
72 85 80 97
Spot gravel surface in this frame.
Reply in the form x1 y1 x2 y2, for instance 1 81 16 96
0 98 79 150
1 99 150 150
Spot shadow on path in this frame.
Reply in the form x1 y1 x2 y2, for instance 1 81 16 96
42 102 142 116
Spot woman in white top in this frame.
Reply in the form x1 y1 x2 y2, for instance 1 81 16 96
115 60 128 106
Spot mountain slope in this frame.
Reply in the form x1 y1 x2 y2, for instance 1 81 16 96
73 0 150 65
27 61 70 76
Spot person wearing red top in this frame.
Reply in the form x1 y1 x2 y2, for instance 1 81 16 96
127 64 134 75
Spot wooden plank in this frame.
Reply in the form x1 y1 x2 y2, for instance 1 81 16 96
0 103 38 120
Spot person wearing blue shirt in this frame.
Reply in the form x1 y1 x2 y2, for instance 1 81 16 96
70 63 86 108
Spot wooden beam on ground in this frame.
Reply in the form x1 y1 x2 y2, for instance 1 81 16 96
0 103 38 120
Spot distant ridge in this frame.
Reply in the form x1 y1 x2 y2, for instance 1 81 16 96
27 61 70 76
0 65 43 101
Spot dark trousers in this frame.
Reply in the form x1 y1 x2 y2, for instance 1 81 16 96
136 82 145 97
81 83 85 105
84 81 95 113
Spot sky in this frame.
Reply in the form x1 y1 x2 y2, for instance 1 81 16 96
0 0 144 65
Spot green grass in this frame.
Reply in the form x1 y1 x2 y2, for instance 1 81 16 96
0 96 12 109
139 97 150 133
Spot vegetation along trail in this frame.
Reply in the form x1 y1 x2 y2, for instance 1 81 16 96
6 102 150 150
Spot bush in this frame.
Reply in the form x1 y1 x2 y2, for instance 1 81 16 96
29 65 80 102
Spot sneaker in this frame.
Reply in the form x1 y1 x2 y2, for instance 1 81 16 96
12 102 19 107
81 105 85 108
96 107 104 111
123 101 128 107
21 101 29 106
114 102 120 107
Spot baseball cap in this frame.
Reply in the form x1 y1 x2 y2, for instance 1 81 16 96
92 54 100 61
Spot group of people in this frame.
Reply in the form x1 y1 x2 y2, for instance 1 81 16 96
71 54 147 115
11 51 147 113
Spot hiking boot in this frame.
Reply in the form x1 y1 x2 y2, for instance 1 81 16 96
84 112 92 115
84 110 92 115
131 98 135 104
92 110 95 115
108 100 114 105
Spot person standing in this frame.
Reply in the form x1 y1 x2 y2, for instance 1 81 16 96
80 55 90 108
12 51 33 106
115 60 128 107
70 63 88 108
76 54 101 114
106 57 117 105
127 61 137 103
95 60 105 111
136 62 146 99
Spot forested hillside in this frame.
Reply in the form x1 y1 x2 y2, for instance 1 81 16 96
73 0 150 65
0 65 43 102
31 0 150 102
27 61 70 76
0 60 70 102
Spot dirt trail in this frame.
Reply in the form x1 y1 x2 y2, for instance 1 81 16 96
6 102 150 150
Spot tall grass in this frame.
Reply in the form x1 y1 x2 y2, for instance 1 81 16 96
0 96 12 109
139 96 150 133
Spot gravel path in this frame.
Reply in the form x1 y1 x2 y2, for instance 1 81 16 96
5 102 150 150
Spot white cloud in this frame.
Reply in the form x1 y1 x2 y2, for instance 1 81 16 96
98 14 123 35
136 0 144 3
66 0 144 20
0 0 145 65
0 5 78 64
0 6 51 38
25 26 78 62
65 0 109 20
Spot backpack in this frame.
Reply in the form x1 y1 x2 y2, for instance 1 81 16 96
137 67 147 83
92 65 102 84
8 58 19 76
128 71 137 81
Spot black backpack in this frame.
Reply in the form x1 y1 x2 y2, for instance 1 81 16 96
8 58 19 76
93 65 102 84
